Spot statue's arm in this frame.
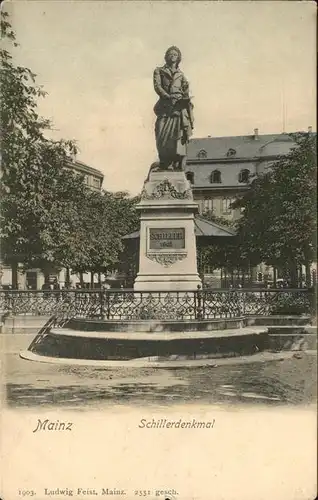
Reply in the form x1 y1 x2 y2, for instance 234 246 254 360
181 74 190 96
153 68 170 98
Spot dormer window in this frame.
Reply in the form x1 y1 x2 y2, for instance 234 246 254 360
92 176 101 188
226 148 236 157
238 169 250 183
197 149 207 159
210 170 221 183
186 171 194 184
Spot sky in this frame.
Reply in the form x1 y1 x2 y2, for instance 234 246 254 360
5 1 317 194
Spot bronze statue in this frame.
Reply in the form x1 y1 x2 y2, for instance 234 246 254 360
153 46 194 170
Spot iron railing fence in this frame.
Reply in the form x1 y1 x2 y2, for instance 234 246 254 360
0 288 315 320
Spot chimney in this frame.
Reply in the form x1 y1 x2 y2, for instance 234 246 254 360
308 126 312 133
254 128 259 139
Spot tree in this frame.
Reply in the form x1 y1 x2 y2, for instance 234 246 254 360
70 191 140 277
196 210 252 285
231 132 316 286
0 12 91 285
1 12 142 288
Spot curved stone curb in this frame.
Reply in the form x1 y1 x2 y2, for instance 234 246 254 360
49 326 267 340
19 349 315 369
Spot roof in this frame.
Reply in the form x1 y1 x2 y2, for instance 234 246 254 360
187 133 295 161
65 158 104 178
186 160 254 188
185 132 301 188
122 217 235 240
122 230 140 240
194 216 236 236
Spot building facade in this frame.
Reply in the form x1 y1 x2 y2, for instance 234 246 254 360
185 130 299 285
185 129 296 220
65 158 104 191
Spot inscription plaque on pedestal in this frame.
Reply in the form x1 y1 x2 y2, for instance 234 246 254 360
149 228 185 250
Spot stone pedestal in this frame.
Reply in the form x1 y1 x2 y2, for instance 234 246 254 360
134 170 202 291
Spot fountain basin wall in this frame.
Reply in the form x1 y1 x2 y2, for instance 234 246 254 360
20 315 313 364
27 328 269 361
66 317 244 333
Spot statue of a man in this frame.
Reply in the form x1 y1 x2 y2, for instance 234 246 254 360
153 46 194 170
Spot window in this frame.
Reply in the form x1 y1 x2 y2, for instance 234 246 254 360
198 199 205 214
238 169 250 183
198 198 213 214
203 265 213 274
26 271 37 290
203 198 213 212
226 148 236 157
186 171 194 184
210 170 221 183
92 176 100 188
222 198 233 214
197 149 207 159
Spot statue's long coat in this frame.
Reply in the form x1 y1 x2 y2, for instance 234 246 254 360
153 65 194 165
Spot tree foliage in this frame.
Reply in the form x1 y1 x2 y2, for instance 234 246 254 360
196 211 250 277
231 132 316 283
69 191 140 274
197 240 250 278
0 12 140 285
1 12 86 275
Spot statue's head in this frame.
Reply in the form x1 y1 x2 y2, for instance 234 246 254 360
164 46 182 67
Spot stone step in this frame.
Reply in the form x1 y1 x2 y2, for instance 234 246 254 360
304 325 317 334
267 326 316 351
2 315 49 325
1 315 50 334
245 315 311 326
267 325 311 333
3 326 49 335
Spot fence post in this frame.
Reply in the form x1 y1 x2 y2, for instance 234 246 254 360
309 286 316 319
99 290 104 318
201 287 205 319
241 290 245 316
106 291 110 320
196 285 202 320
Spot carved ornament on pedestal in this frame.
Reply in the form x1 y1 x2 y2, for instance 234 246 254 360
146 252 187 267
141 178 192 201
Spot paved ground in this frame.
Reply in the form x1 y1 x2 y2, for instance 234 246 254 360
2 333 317 410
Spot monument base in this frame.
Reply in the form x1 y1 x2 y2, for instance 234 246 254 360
134 170 202 291
134 274 201 291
